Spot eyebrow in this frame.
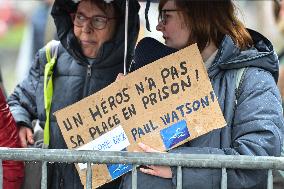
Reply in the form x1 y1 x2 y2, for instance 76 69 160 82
76 11 107 18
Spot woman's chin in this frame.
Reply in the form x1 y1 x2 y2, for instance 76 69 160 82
83 49 97 58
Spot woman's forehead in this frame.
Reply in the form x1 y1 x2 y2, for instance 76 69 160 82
162 0 176 9
77 0 114 16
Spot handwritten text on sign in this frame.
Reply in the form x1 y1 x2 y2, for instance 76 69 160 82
54 44 226 188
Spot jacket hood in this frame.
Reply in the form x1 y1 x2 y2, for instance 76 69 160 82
51 0 140 67
209 29 279 81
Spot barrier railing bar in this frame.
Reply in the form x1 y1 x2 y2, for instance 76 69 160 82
267 169 273 189
41 161 47 189
176 166 182 189
221 167 227 189
0 160 2 189
132 164 137 189
2 149 284 189
86 162 92 189
0 149 283 170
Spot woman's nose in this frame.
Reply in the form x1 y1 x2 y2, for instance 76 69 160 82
82 20 93 33
156 22 163 31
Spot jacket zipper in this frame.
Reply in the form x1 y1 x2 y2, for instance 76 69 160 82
83 64 92 97
87 64 92 77
60 178 64 188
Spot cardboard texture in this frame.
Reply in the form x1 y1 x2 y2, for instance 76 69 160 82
54 44 227 188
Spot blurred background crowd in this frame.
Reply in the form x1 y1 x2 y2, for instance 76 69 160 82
0 0 283 95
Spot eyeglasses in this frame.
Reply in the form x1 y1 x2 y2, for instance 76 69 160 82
72 12 116 30
158 9 181 25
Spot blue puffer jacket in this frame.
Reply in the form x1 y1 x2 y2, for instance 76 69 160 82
120 30 284 189
8 0 140 188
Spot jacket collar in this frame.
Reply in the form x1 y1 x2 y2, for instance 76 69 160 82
208 29 279 81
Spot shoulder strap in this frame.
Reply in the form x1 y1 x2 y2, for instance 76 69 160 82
45 40 60 64
235 67 247 105
43 40 60 149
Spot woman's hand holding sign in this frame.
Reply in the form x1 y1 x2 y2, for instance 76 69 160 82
137 143 172 179
116 73 125 81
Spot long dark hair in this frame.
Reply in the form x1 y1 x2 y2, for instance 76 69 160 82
159 0 253 51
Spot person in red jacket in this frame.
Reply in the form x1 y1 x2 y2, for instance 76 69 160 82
0 88 24 189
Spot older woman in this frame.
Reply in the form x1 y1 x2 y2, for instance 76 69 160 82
8 0 140 188
120 0 284 189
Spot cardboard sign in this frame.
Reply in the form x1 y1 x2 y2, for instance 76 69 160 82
54 44 226 188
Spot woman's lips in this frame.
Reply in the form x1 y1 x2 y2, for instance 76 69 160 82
81 40 96 46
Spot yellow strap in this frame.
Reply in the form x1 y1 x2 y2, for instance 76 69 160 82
43 41 58 148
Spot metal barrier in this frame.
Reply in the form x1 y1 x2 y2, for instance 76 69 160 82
0 148 284 189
